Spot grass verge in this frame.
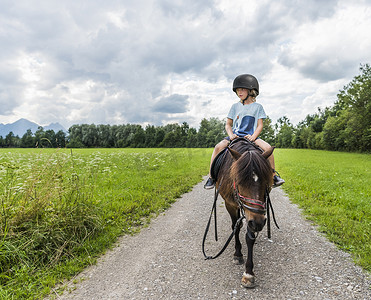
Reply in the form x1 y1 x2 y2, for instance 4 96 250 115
274 149 371 273
0 148 212 299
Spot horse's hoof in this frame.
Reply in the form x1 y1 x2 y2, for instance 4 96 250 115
241 272 256 288
233 256 244 265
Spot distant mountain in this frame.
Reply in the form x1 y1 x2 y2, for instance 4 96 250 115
44 122 67 134
0 118 67 138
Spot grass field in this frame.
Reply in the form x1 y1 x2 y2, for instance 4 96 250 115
275 149 371 273
0 148 212 299
0 148 369 299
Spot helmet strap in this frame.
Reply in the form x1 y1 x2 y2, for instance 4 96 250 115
241 90 254 105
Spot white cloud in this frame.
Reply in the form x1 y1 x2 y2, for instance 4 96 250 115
278 0 371 81
0 0 369 129
259 60 349 124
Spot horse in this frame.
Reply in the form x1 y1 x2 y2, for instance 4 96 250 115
216 137 274 288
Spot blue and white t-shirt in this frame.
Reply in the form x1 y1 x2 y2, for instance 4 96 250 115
227 102 266 137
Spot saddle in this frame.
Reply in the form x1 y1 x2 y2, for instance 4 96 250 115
210 138 263 182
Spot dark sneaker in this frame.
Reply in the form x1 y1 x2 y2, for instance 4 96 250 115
273 175 285 187
204 177 215 189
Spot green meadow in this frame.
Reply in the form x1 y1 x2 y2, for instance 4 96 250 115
275 149 371 273
0 148 370 299
0 148 212 299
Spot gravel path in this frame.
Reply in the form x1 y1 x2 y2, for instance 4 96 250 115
56 178 370 300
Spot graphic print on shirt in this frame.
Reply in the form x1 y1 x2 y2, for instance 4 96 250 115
234 115 255 136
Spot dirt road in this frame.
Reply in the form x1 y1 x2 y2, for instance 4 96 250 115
56 179 370 299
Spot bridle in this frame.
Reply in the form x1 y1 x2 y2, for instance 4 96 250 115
233 180 270 240
233 181 267 215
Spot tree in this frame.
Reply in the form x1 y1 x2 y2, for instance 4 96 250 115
21 129 35 148
154 127 165 147
322 113 348 151
34 126 45 147
160 131 177 148
144 125 157 147
275 116 294 148
81 124 98 147
44 130 57 147
55 130 67 148
116 125 127 147
197 118 225 147
173 122 191 147
97 124 114 147
186 127 198 147
260 116 275 145
67 125 84 148
334 64 371 151
131 125 145 148
5 132 17 147
159 123 182 148
292 125 308 149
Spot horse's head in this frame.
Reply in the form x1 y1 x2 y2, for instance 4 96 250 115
229 146 274 232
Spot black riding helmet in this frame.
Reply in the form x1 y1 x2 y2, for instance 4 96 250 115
232 74 259 96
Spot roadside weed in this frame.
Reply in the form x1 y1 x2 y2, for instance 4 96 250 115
0 148 211 299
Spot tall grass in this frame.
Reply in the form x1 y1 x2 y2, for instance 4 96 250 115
1 147 369 299
275 149 371 273
0 148 212 299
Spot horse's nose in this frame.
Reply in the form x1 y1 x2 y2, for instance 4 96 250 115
248 219 266 232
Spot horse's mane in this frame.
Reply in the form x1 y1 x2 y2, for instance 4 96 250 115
230 140 273 187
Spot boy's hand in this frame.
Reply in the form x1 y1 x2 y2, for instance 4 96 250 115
245 134 255 141
229 134 238 140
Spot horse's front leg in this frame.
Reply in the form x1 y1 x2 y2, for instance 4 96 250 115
241 230 256 288
232 210 244 265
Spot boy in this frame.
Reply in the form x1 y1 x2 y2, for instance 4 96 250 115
204 74 285 189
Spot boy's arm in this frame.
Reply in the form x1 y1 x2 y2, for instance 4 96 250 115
225 118 238 140
246 118 263 141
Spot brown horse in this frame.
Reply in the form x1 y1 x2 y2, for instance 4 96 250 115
217 138 274 288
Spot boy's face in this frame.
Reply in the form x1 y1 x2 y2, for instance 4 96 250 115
236 88 248 101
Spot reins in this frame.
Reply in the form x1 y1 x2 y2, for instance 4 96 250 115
266 188 280 239
202 177 245 260
202 184 279 260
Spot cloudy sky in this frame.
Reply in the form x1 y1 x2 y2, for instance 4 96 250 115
0 0 370 130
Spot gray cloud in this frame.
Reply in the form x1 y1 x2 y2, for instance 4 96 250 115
279 53 357 82
153 94 190 114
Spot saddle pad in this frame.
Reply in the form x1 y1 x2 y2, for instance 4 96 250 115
210 148 228 182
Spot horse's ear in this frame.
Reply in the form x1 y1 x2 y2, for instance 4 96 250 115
262 146 275 159
227 147 242 161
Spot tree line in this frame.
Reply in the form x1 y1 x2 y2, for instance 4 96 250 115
0 119 226 149
273 64 370 152
0 64 369 152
